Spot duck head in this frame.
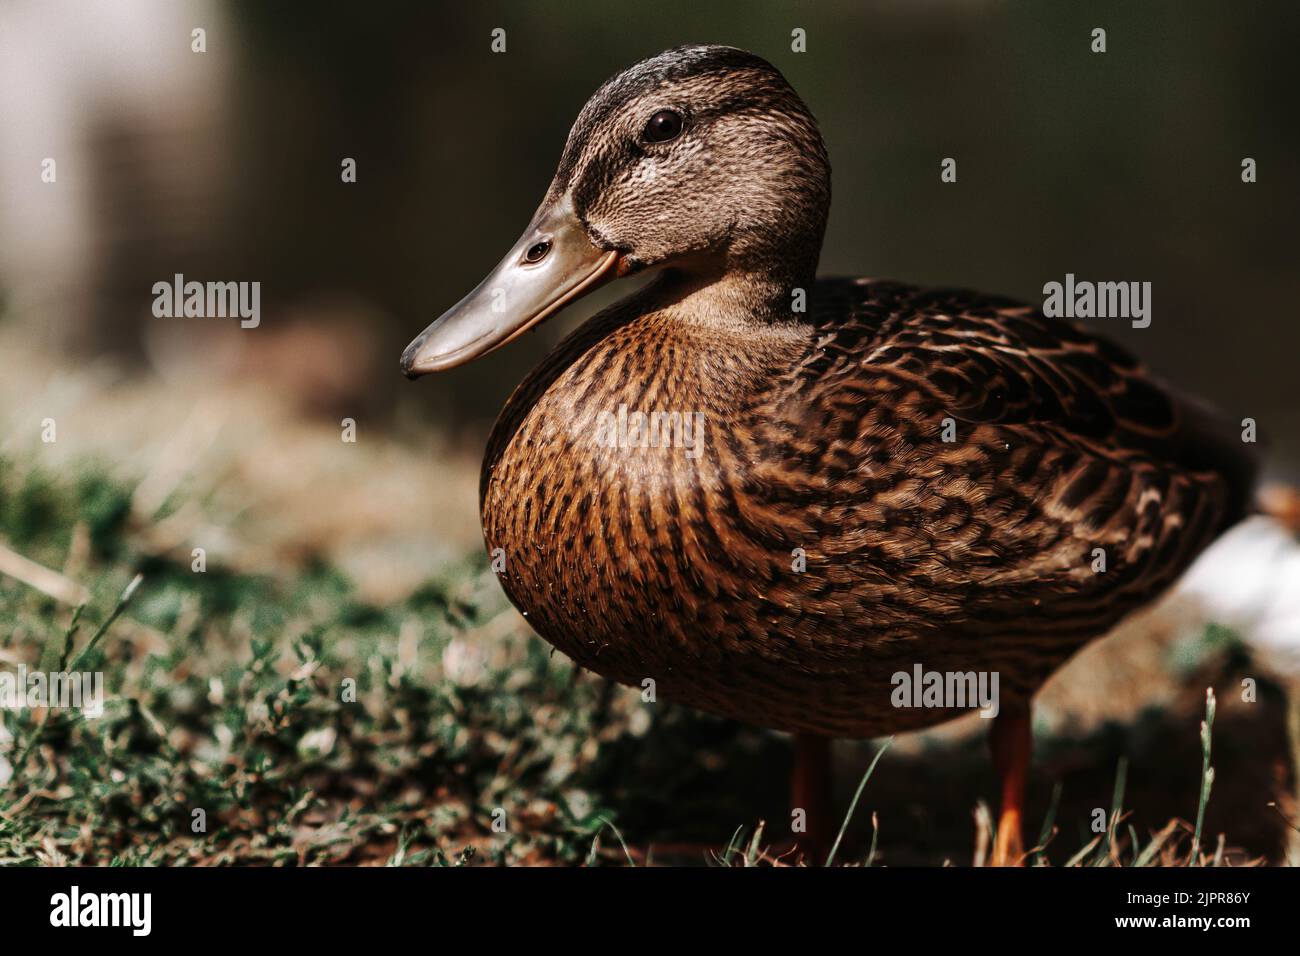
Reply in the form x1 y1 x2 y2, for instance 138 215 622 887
401 44 831 378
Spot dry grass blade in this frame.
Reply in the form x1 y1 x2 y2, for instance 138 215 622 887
1066 834 1103 867
1033 780 1063 866
1134 819 1182 867
0 541 89 605
973 801 992 867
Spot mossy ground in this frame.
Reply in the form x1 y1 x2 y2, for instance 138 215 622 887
1 454 1295 866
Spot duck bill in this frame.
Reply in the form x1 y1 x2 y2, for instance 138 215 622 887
401 199 620 377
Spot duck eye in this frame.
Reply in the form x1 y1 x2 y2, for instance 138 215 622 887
524 239 552 263
643 109 683 144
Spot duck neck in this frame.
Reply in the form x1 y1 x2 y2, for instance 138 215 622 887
647 260 818 331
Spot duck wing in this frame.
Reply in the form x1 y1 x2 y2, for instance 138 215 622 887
764 277 1258 643
810 278 1256 520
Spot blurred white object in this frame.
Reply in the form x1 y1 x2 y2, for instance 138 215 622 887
0 0 231 348
1174 515 1300 673
1172 512 1300 863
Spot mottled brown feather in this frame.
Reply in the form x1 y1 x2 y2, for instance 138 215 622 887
481 276 1256 737
458 46 1257 740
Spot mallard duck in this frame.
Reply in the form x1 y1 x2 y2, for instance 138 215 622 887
401 45 1257 865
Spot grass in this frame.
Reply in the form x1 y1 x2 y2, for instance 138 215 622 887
0 456 619 864
1190 688 1217 865
826 736 892 867
0 452 1292 866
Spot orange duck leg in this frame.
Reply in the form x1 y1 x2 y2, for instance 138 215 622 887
990 700 1032 867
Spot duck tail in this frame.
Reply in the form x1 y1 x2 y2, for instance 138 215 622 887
1167 392 1261 534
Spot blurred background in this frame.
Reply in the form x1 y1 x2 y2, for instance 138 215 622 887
1 0 1298 866
2 0 1297 456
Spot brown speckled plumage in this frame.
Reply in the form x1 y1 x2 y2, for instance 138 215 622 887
455 45 1259 741
483 275 1254 737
